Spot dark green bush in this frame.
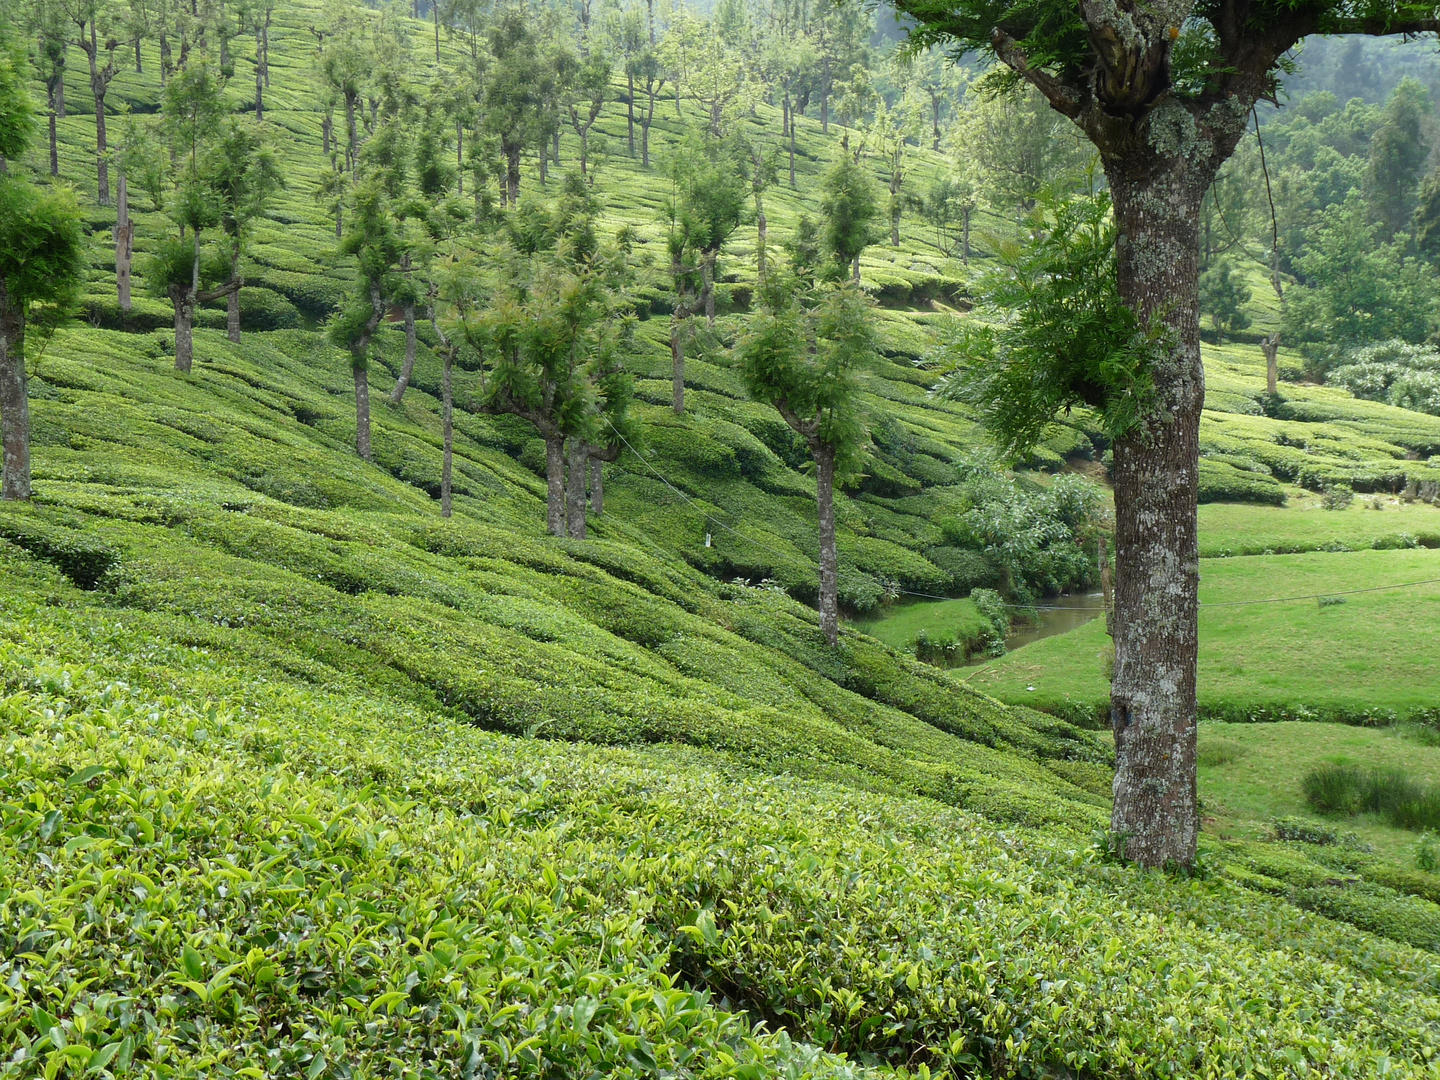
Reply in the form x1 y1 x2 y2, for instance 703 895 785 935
0 515 118 589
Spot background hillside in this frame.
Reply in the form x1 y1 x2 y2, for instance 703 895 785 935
5 0 1440 1075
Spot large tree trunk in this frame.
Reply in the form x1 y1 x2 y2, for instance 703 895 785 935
589 457 603 515
544 432 566 536
441 349 453 517
115 171 133 311
1105 166 1208 871
814 443 838 645
565 437 587 539
389 304 417 404
353 364 372 460
0 288 31 500
226 288 241 342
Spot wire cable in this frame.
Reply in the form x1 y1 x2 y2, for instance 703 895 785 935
604 418 1440 612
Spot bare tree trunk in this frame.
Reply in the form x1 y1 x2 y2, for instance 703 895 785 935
820 59 829 134
566 438 587 539
135 37 142 71
670 301 686 416
115 171 133 311
545 432 566 536
755 192 767 280
788 94 797 187
814 444 838 645
626 73 636 155
93 88 110 205
1264 334 1279 396
589 457 602 515
0 289 31 501
345 91 357 171
702 254 715 325
389 304 417 404
1105 168 1207 871
851 255 860 285
47 78 60 176
226 288 241 342
322 111 332 155
456 120 463 197
254 26 264 119
506 145 521 205
441 349 453 517
553 129 560 165
353 365 373 460
173 287 196 372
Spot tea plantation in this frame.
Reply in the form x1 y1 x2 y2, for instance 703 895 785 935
7 0 1440 1074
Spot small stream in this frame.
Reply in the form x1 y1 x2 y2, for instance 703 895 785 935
997 593 1107 655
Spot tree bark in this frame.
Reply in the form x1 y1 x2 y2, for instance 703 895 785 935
814 444 838 645
589 457 603 515
565 437 587 539
0 285 31 500
505 143 521 205
456 120 463 197
46 75 60 176
626 73 636 155
544 431 566 536
788 94 797 187
322 111 332 156
441 349 453 517
115 171 133 311
1105 167 1208 871
755 191 767 281
345 91 358 170
670 299 687 416
172 285 196 373
701 253 715 325
389 304 417 404
254 26 264 119
353 364 372 460
226 287 241 342
1264 334 1280 396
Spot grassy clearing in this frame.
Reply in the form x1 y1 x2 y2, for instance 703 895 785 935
966 547 1440 724
849 597 989 653
1198 722 1440 859
1199 498 1440 556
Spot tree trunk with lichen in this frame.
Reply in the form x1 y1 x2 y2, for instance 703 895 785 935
565 437 587 539
544 431 566 536
1102 147 1213 871
0 282 32 500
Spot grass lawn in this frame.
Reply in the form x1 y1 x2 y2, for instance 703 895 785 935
1199 498 1440 556
965 546 1440 723
849 596 987 651
1198 722 1440 862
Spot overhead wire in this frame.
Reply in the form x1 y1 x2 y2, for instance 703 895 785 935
604 419 1440 612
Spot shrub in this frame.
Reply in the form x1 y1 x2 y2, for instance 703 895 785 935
1417 832 1440 873
0 514 118 589
1197 458 1287 505
1322 483 1355 510
1198 739 1246 767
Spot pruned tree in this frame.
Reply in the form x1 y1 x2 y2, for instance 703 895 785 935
482 10 552 205
25 0 69 177
739 270 872 646
66 0 122 205
819 149 880 284
211 117 283 342
149 55 231 373
330 175 402 460
561 48 611 177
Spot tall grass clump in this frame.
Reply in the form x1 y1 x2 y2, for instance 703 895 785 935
1303 763 1440 831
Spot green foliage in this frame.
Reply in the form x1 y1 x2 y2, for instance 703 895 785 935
0 20 36 161
1363 77 1431 240
0 176 85 320
931 191 1161 453
1323 483 1356 510
1304 762 1440 831
1199 257 1253 335
1284 193 1437 362
1417 831 1440 873
1197 458 1286 505
1329 339 1440 418
739 275 873 480
818 153 881 279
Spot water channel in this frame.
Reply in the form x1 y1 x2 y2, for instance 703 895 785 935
994 593 1107 657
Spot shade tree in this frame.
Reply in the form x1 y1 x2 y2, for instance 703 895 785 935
0 26 86 501
895 0 1440 870
739 269 872 646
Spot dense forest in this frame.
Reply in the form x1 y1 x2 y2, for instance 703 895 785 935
3 0 1440 1075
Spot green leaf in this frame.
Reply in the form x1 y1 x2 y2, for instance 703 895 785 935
182 944 204 982
65 766 109 787
306 1053 327 1080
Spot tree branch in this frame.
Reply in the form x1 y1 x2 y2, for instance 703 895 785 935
990 29 1083 118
